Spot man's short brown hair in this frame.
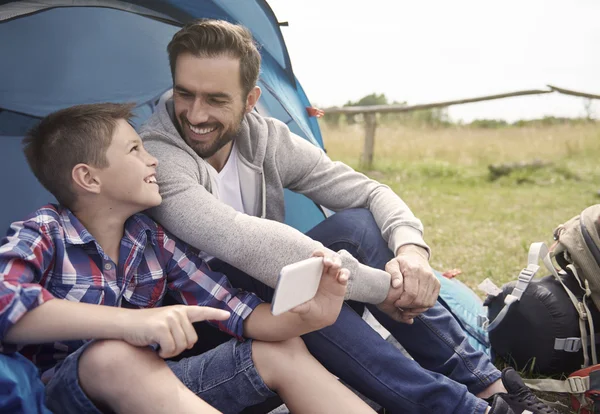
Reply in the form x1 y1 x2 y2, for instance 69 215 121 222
23 103 135 208
167 19 261 97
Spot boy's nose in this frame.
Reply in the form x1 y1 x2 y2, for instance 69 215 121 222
146 152 158 167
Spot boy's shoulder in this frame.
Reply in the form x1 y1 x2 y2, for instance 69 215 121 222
12 204 64 230
130 213 202 256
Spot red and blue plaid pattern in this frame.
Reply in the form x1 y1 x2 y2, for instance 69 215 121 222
0 205 262 372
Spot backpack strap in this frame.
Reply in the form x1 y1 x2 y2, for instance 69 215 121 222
533 242 597 367
487 244 541 331
523 375 591 394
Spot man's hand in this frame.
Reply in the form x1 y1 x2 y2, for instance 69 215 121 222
289 251 349 329
121 305 230 359
377 245 440 324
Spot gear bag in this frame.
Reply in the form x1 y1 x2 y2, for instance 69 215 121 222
486 205 600 374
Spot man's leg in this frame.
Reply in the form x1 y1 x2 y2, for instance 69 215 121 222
214 259 489 414
305 208 502 396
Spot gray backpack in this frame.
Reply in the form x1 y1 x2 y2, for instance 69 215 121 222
487 205 600 397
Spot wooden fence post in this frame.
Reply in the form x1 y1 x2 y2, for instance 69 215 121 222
361 113 377 169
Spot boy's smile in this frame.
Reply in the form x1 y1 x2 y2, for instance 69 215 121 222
95 120 162 213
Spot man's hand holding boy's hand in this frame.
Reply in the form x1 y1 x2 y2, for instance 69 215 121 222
289 251 349 330
121 306 230 359
377 245 440 324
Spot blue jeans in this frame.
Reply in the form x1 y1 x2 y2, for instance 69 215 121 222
45 338 275 414
212 209 500 414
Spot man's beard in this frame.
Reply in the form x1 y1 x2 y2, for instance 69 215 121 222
179 112 244 159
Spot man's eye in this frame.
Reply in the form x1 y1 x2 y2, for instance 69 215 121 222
130 145 139 152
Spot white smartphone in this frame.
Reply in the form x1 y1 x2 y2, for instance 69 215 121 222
271 257 324 316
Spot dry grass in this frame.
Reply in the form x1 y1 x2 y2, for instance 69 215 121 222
320 122 600 293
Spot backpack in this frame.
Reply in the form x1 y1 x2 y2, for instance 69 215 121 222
486 205 600 371
485 273 600 374
485 205 600 411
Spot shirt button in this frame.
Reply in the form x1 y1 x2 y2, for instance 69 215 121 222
104 263 113 271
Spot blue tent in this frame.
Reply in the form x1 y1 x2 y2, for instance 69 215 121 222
0 0 490 373
0 0 325 233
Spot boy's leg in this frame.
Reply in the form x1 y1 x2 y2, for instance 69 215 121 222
45 340 219 414
213 260 489 414
305 208 502 396
176 334 375 413
251 337 375 413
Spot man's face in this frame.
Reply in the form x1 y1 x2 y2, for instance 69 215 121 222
96 120 162 211
173 53 248 160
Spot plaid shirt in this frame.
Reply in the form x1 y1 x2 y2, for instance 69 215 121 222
0 205 262 372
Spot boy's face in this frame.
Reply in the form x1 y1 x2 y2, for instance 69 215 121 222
96 120 161 211
172 53 251 160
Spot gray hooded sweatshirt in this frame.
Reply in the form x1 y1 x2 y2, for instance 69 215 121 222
140 95 429 305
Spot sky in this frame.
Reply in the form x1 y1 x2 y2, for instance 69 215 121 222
268 0 600 122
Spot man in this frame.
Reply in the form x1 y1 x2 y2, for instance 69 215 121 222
141 19 556 414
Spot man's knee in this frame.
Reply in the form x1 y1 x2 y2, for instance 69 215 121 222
329 208 377 231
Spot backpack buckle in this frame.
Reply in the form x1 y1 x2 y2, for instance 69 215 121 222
555 337 582 352
567 376 590 394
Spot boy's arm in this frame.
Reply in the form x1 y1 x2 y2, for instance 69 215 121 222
161 230 262 339
0 219 57 345
0 220 125 345
1 220 229 359
243 253 349 341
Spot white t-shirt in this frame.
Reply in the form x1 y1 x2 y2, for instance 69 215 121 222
205 142 246 214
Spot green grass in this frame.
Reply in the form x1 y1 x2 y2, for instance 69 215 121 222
320 122 600 293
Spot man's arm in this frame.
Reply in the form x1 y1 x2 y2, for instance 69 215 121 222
143 133 391 306
274 130 440 315
275 129 430 257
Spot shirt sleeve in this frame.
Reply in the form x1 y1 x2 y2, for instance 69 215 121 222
160 230 262 339
0 220 56 348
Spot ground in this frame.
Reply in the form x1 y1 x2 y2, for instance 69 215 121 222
320 120 600 414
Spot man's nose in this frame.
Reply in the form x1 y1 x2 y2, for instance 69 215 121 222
187 99 210 125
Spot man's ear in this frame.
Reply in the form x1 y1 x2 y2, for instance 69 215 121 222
71 164 101 195
244 86 262 114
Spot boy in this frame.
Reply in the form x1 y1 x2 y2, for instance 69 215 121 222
0 103 376 414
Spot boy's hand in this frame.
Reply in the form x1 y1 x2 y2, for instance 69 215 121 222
121 305 230 359
289 251 349 329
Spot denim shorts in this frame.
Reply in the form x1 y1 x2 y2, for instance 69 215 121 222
45 338 276 414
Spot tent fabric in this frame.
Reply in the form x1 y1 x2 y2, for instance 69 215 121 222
0 0 324 233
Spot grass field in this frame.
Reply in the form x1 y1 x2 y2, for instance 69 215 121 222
320 121 600 294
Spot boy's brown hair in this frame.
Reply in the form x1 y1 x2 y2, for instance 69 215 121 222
167 19 261 97
23 103 135 208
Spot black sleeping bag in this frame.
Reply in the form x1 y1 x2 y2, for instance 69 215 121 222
485 273 600 375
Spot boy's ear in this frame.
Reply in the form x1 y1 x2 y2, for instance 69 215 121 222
244 86 261 114
71 164 101 195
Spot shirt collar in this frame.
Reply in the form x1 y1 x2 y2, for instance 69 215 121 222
58 207 157 247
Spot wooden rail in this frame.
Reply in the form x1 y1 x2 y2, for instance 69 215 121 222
324 89 553 116
323 86 599 169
